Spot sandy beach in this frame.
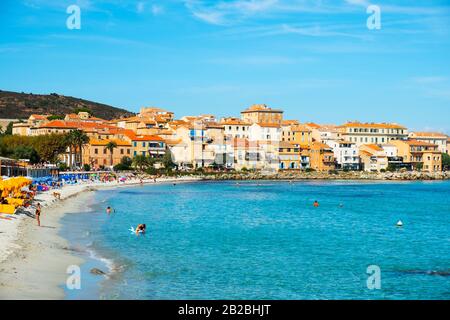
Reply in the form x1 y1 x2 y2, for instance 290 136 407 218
0 176 200 300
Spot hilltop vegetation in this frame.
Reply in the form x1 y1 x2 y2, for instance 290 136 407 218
0 90 134 120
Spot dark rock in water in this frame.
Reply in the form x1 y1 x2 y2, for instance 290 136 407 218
90 268 106 275
401 270 450 277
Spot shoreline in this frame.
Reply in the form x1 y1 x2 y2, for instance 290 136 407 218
0 176 200 300
0 177 448 300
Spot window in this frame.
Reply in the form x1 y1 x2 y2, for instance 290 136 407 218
134 151 137 156
94 148 98 154
103 148 107 154
120 149 124 155
127 149 130 154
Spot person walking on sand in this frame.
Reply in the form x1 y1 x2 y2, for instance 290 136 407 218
35 203 42 226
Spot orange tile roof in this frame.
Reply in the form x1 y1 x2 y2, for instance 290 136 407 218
281 120 299 126
359 150 372 157
339 122 406 129
241 104 283 113
39 120 78 129
305 122 321 129
221 119 251 126
291 124 312 132
30 114 49 120
256 123 281 128
363 144 383 152
39 120 117 131
130 134 164 142
404 139 437 147
311 142 332 150
411 132 447 138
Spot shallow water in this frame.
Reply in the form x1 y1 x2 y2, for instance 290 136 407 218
62 180 450 299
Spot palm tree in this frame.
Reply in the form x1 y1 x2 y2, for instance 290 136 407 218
105 141 118 167
63 132 75 169
70 129 89 167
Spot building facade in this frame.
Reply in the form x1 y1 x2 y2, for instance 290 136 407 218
391 140 442 172
241 104 283 125
338 122 408 146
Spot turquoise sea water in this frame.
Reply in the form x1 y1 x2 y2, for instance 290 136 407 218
62 180 450 300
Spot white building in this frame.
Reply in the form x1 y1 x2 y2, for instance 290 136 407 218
248 123 281 142
220 118 250 140
381 144 398 157
326 140 360 170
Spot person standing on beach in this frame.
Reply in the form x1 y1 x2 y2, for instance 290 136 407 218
35 203 41 226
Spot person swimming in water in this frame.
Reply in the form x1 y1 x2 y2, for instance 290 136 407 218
135 224 146 235
106 206 112 214
313 200 319 207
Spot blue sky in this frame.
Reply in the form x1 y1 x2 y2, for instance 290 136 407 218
1 0 450 133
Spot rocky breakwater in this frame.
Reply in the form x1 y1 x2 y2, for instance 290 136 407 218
200 170 450 181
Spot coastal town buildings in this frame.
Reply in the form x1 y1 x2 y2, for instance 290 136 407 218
278 141 303 170
359 144 388 172
5 106 447 173
338 122 408 146
221 118 250 140
391 140 442 172
409 132 448 154
281 124 312 148
240 104 283 125
83 139 132 169
326 140 360 170
447 137 450 155
309 124 342 144
309 142 335 171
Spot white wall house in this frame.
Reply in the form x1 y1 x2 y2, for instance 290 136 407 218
326 140 360 170
248 123 281 142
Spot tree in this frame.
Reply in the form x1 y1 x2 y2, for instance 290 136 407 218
106 141 117 166
70 129 89 167
162 151 175 172
32 134 70 163
0 133 69 163
63 132 75 168
5 122 13 135
442 153 450 170
114 156 133 171
132 154 149 171
12 145 40 164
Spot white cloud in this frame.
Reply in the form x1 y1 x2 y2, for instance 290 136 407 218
412 76 448 84
151 5 164 15
136 1 146 13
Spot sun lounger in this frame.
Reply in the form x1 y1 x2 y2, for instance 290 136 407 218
0 204 17 214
